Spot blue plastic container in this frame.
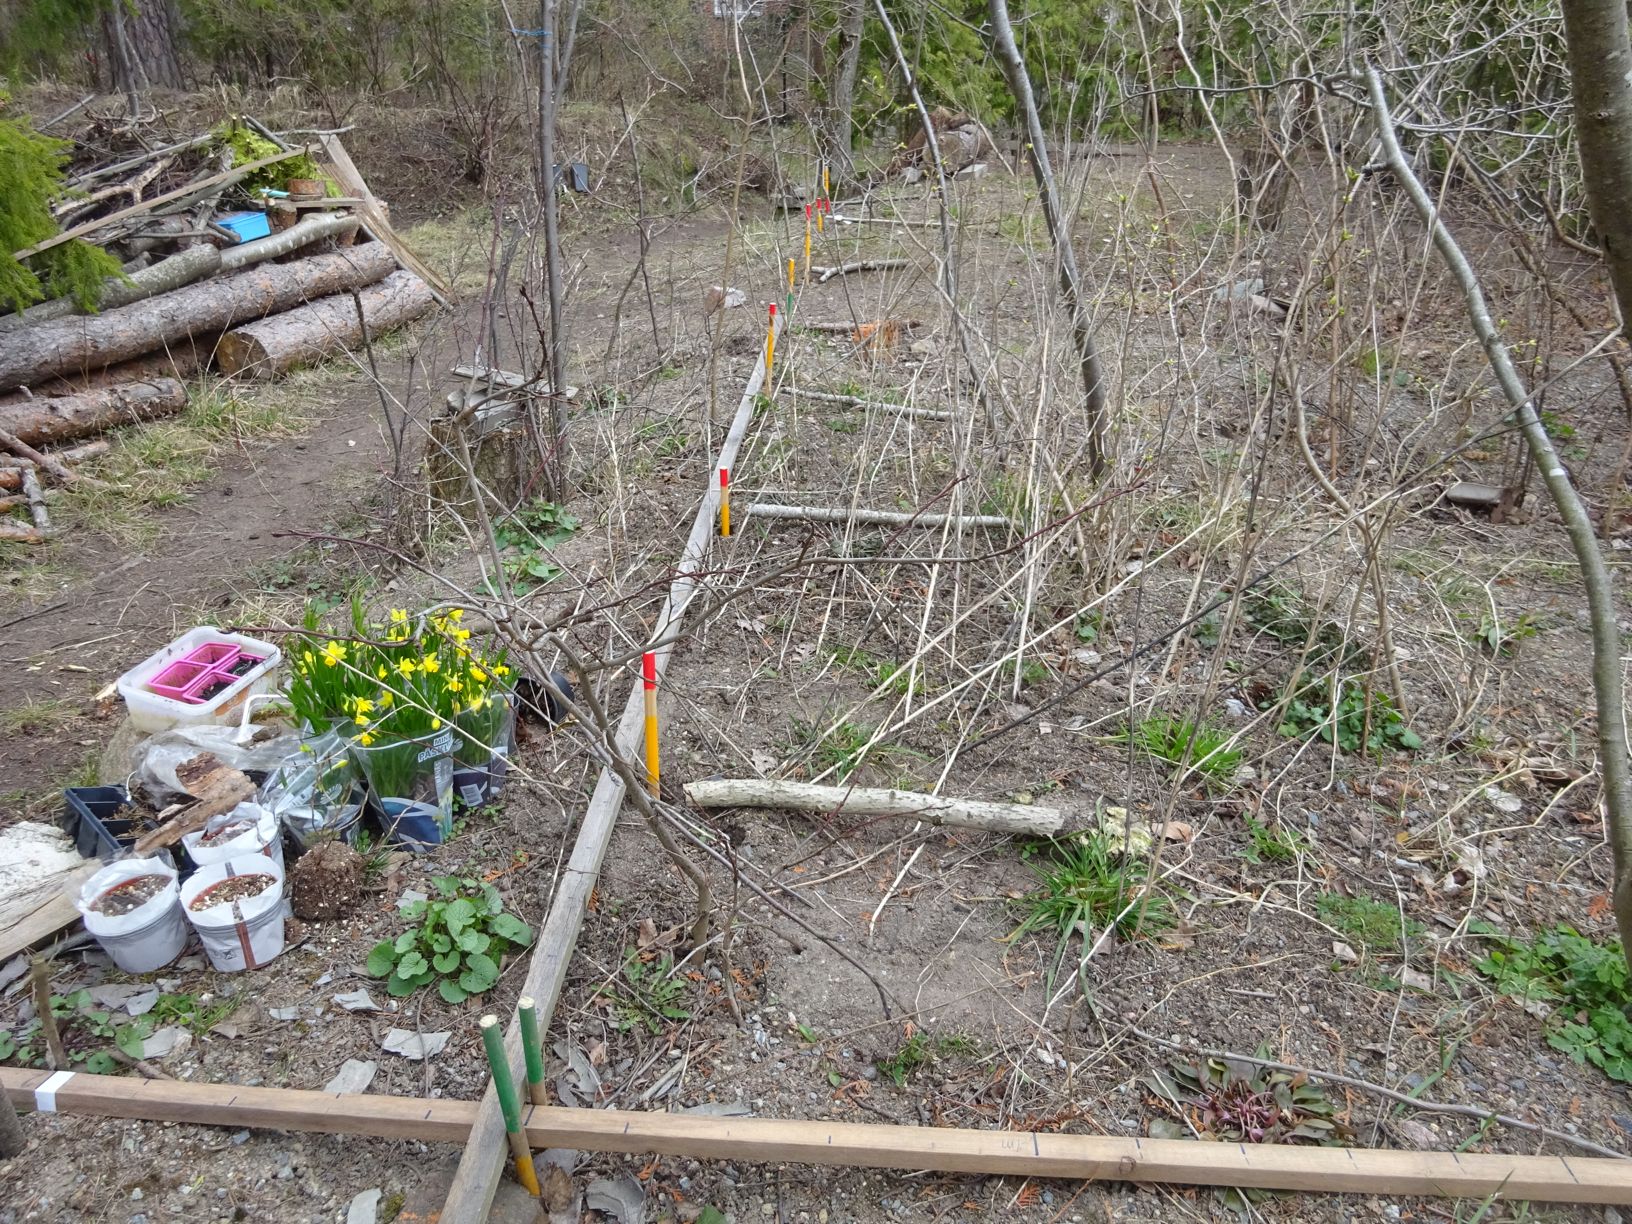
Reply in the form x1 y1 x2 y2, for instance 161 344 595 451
217 211 272 243
376 798 445 852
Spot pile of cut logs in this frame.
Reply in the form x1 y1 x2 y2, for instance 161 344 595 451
0 117 449 543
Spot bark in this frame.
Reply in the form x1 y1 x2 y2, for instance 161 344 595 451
0 379 187 449
987 0 1109 480
684 778 1066 836
1367 68 1632 974
537 0 569 494
0 245 394 390
1561 0 1632 332
217 272 435 376
0 246 220 333
0 345 211 407
218 212 361 272
0 1078 22 1158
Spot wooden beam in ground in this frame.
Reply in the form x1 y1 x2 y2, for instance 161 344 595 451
438 312 785 1222
4 1068 1629 1205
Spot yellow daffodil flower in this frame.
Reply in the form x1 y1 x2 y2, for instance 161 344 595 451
470 665 488 683
376 664 388 679
390 609 408 623
448 609 463 622
430 718 442 731
447 677 464 694
379 689 393 707
357 731 375 746
493 664 510 678
321 641 346 667
420 654 440 674
396 657 416 677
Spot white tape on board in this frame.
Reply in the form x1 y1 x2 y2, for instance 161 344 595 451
34 1069 74 1113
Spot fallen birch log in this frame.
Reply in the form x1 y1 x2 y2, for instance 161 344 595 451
813 258 911 284
218 212 360 271
0 214 361 335
744 503 1014 531
0 244 394 389
217 269 434 376
0 379 187 449
786 386 953 421
19 467 49 533
685 778 1063 835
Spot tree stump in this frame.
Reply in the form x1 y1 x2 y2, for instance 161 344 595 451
423 390 548 524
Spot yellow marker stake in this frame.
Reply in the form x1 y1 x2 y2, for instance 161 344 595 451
803 214 812 283
823 164 831 198
642 652 659 796
719 468 731 537
816 205 824 235
766 303 777 380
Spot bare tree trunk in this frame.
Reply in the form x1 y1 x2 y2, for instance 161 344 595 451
536 0 568 496
1561 0 1632 331
986 0 1110 480
1367 68 1632 973
820 1 865 190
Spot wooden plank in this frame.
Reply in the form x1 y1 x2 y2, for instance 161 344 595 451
438 313 785 1222
13 150 307 261
0 862 98 962
4 1068 1629 1204
315 134 454 305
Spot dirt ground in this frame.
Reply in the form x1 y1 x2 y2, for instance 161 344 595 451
3 112 1632 1224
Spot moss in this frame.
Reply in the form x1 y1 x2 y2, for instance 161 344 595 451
211 119 331 196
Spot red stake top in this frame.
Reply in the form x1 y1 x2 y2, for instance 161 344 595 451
719 467 730 489
805 203 812 219
642 651 656 689
768 302 777 318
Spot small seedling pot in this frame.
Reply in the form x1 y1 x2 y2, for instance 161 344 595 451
182 801 284 873
76 858 186 974
179 854 289 972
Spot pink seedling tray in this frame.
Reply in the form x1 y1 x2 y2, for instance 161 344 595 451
146 644 269 705
149 659 210 701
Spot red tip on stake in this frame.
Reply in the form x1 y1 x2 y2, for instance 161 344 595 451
805 203 812 218
720 467 730 489
768 302 777 318
642 651 656 690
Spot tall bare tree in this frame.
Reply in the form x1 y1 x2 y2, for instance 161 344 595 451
819 0 865 189
985 0 1109 479
1561 0 1632 333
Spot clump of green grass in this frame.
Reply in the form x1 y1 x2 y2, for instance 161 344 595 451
1011 835 1173 985
830 645 919 697
786 716 917 781
1113 713 1242 789
1316 892 1423 953
1240 817 1314 865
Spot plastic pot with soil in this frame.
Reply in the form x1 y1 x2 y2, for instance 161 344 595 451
181 801 284 873
75 858 187 973
178 855 289 972
348 727 455 850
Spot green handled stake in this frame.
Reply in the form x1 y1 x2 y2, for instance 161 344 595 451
479 1014 541 1196
518 995 547 1107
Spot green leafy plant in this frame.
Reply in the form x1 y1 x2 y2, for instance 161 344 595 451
1278 684 1421 754
1072 610 1104 643
0 989 234 1074
596 948 691 1033
366 876 533 1003
1473 611 1539 657
1143 1048 1347 1217
877 1032 932 1086
1143 1049 1346 1143
492 499 578 594
1010 835 1173 985
1316 892 1423 953
1113 714 1242 789
1191 612 1223 649
1241 817 1312 865
1474 924 1632 1082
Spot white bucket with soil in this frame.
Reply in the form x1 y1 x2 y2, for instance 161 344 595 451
182 801 284 873
76 857 187 974
179 854 289 972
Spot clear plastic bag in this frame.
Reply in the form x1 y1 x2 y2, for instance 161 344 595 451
258 730 362 851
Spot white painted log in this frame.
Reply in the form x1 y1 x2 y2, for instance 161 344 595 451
743 503 1014 530
684 778 1063 835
